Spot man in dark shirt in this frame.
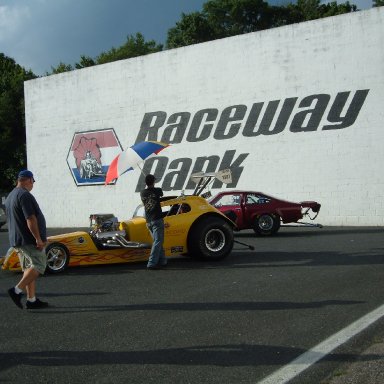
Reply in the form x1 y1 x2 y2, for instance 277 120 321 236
5 170 48 309
140 174 167 270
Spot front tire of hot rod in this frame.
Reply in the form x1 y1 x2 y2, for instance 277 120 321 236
45 243 70 274
188 217 234 261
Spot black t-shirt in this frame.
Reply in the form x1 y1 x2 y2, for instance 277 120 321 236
5 187 47 247
140 187 163 222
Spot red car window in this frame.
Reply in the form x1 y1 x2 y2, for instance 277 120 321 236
214 194 241 207
246 193 270 205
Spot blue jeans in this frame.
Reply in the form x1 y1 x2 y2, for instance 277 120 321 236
146 218 167 267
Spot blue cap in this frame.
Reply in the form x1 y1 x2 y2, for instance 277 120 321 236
18 170 35 182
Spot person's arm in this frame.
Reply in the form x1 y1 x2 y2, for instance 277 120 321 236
26 215 46 250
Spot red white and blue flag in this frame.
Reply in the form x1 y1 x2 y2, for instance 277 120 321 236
105 141 169 184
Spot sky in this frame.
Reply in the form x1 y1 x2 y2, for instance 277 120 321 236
0 0 375 76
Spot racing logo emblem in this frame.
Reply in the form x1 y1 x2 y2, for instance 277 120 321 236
67 128 123 186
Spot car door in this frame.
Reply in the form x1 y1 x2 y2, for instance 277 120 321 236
211 193 245 228
162 202 190 254
243 193 272 226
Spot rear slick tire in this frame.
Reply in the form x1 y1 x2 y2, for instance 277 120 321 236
188 217 234 261
254 214 280 236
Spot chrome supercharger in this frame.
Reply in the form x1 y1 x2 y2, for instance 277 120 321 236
89 213 150 249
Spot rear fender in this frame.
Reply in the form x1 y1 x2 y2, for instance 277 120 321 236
276 207 301 223
187 212 236 243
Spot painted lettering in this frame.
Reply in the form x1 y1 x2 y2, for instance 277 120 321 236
290 94 330 132
136 111 166 142
161 112 190 143
242 102 264 137
323 90 369 130
134 89 370 143
214 105 247 140
258 98 298 136
213 150 249 188
186 109 218 142
134 150 249 192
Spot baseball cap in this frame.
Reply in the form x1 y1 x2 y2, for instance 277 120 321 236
18 169 35 182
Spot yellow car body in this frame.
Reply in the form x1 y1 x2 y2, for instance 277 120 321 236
1 195 235 273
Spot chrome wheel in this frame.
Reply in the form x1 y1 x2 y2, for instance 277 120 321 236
204 228 226 252
46 244 69 273
254 214 280 236
258 214 274 231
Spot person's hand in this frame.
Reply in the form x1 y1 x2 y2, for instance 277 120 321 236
36 239 46 251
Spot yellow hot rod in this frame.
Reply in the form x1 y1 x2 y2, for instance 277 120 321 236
1 171 236 274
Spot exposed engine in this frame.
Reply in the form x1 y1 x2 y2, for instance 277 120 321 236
89 213 150 249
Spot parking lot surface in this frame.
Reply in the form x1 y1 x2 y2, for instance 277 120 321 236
1 226 383 383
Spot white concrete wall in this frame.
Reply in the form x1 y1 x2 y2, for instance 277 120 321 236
24 8 384 227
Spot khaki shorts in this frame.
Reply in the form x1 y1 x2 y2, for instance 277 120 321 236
15 245 47 275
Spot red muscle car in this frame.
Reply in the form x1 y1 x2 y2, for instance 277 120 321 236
209 191 321 236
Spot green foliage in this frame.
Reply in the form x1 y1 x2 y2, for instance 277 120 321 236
167 0 279 48
293 0 357 21
203 0 282 35
49 62 74 74
75 55 96 69
167 0 358 48
373 0 384 6
49 33 163 74
48 2 361 69
96 33 163 64
0 53 36 191
166 12 214 48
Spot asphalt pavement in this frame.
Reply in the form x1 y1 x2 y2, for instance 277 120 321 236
326 338 384 384
1 226 383 383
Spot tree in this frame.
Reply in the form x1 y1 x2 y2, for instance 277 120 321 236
48 33 163 74
292 0 357 21
96 33 163 64
167 0 281 48
373 0 384 6
167 12 214 48
75 55 96 69
166 0 358 48
0 53 36 191
202 0 282 36
49 62 74 74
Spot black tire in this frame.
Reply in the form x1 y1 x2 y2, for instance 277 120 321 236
188 217 234 261
253 214 280 236
45 243 70 274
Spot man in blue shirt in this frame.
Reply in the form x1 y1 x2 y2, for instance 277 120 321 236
140 174 167 270
5 170 48 309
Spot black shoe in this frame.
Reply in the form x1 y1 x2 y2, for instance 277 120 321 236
8 288 23 309
26 298 49 309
